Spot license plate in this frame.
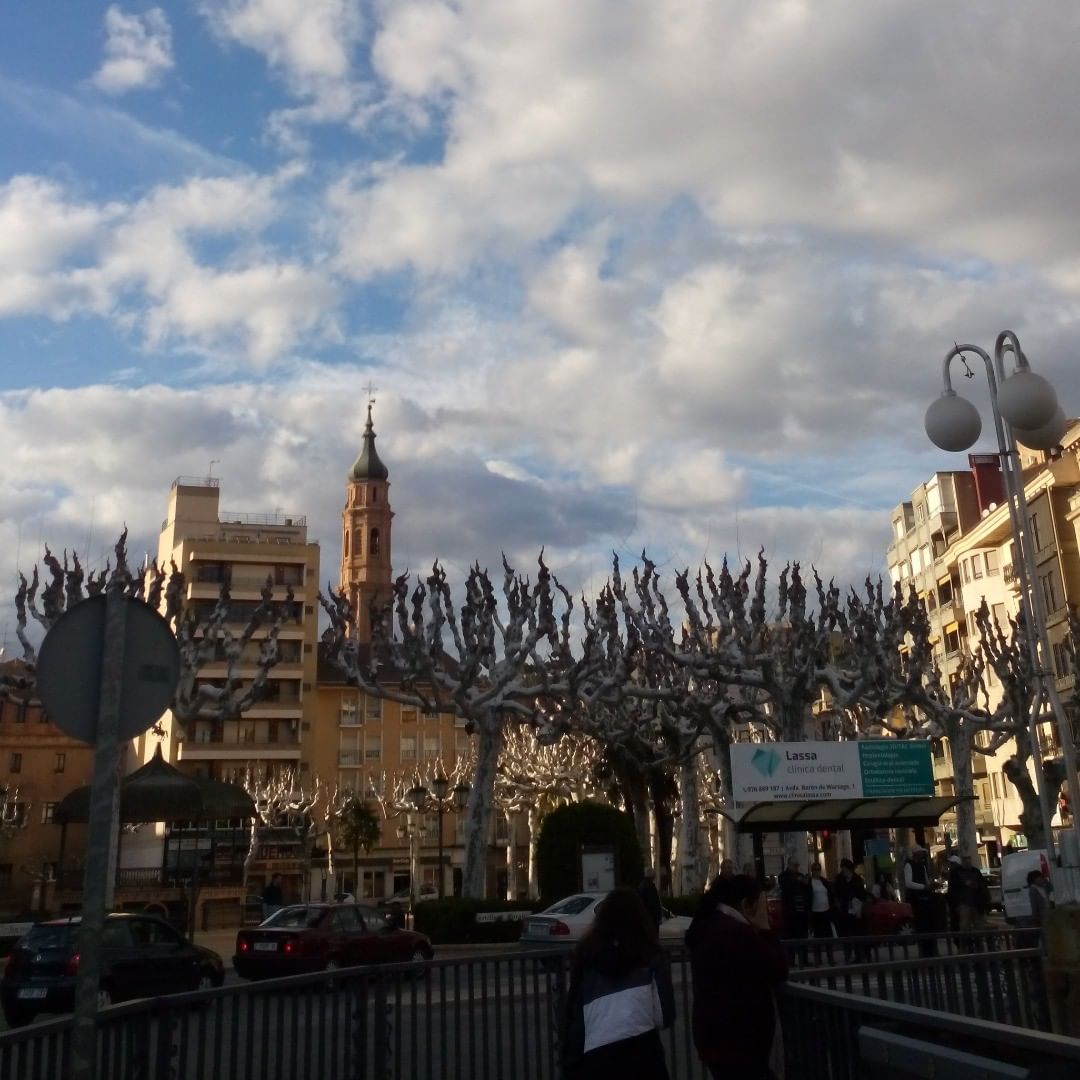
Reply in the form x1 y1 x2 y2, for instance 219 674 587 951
253 942 278 952
18 988 48 1000
526 921 547 936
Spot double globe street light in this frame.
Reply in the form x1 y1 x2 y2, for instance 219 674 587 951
925 331 1080 889
407 775 471 900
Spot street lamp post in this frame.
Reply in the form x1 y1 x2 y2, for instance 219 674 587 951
925 330 1080 892
396 814 421 914
407 777 472 899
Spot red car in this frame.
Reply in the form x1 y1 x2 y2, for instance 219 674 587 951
234 903 433 980
766 891 913 936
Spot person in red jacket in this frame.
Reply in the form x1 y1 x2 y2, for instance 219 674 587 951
685 874 789 1080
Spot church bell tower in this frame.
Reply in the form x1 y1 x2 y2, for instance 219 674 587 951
341 399 394 643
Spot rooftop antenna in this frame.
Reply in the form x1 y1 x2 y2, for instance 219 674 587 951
208 459 220 481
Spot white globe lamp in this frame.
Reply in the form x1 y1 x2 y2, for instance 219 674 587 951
1013 405 1068 451
925 391 982 452
996 368 1059 431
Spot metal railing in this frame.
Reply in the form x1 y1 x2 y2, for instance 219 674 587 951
0 939 1075 1080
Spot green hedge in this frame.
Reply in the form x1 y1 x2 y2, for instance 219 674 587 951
535 802 643 900
412 897 543 945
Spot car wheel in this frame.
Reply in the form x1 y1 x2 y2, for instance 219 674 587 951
325 958 341 972
3 1007 34 1028
97 987 113 1010
196 970 216 992
895 921 915 936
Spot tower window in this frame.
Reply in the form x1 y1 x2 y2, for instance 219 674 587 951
370 528 380 556
344 531 350 557
371 487 378 504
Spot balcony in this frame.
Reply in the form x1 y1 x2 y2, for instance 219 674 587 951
59 865 244 891
338 751 363 767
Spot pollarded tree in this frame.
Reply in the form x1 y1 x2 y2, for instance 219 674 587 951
9 532 289 734
320 554 586 898
496 729 602 898
241 771 323 891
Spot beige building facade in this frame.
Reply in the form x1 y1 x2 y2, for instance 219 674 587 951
886 424 1080 863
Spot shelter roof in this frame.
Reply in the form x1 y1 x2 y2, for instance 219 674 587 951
717 794 972 834
54 746 254 824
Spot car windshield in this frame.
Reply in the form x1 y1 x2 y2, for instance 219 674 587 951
263 906 325 929
545 897 596 916
23 924 76 949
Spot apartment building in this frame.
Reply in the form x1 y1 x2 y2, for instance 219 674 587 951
0 666 93 916
887 425 1080 862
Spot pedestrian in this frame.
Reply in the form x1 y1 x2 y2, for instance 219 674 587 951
903 846 937 956
808 863 835 939
1027 869 1052 928
262 872 284 920
777 857 810 939
833 859 867 939
638 868 664 931
719 858 736 880
387 901 406 930
872 872 898 902
686 873 788 1079
951 855 988 934
561 888 675 1080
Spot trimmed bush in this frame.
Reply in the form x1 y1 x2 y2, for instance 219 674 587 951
535 802 643 900
412 897 543 945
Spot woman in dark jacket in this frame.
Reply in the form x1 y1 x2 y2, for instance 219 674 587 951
561 888 676 1080
686 874 789 1080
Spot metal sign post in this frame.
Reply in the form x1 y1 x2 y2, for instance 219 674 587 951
70 587 126 1080
35 590 180 1080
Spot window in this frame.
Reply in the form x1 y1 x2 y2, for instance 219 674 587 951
915 502 926 523
424 813 439 840
361 870 383 900
1041 571 1059 613
1053 641 1073 679
424 736 441 760
370 528 381 556
54 753 66 773
971 555 983 580
1031 514 1042 550
992 603 1007 628
400 735 417 761
400 707 418 724
893 519 905 541
986 550 1000 576
939 578 954 605
962 560 971 584
945 627 962 655
9 752 21 774
340 700 359 726
41 803 57 825
364 695 382 721
364 735 381 761
371 487 378 504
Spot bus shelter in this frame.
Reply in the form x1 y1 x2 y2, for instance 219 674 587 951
719 794 975 880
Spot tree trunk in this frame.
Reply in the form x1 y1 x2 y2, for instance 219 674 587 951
506 815 517 901
779 698 810 865
462 719 503 898
677 755 705 894
1004 753 1047 850
946 720 979 860
527 805 542 898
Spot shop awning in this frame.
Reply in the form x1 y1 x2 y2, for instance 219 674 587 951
718 794 974 834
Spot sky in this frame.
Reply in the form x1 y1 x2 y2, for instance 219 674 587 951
3 1 1080 644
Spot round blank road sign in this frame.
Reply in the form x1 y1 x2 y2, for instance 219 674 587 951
36 593 181 745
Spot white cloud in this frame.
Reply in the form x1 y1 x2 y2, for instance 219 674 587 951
92 6 174 95
0 172 337 364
